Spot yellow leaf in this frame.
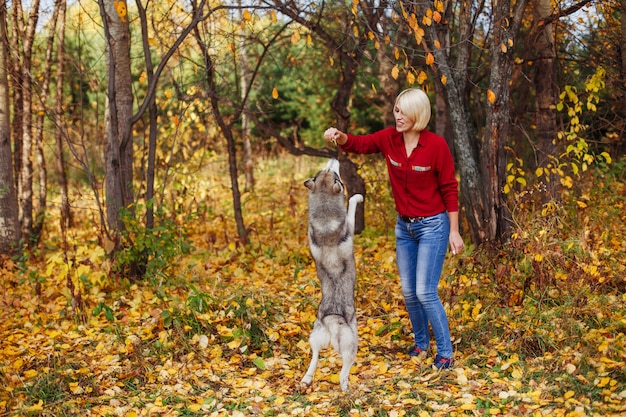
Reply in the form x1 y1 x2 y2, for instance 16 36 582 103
24 369 38 379
564 390 575 399
188 404 202 412
535 253 543 262
440 74 447 85
307 34 312 46
377 362 389 374
272 87 279 99
455 368 468 385
425 52 434 65
291 30 300 44
560 176 573 188
391 65 399 80
371 83 377 92
26 400 44 411
243 9 252 21
488 89 497 104
434 39 441 49
433 11 442 23
297 339 308 351
353 25 359 37
407 72 415 85
535 167 543 177
501 43 508 53
414 27 425 44
417 70 428 84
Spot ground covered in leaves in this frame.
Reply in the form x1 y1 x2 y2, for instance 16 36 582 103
1 154 626 417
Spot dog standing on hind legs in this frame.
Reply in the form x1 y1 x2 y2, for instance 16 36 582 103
301 158 363 392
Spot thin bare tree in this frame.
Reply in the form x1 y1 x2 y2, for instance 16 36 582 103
0 0 21 253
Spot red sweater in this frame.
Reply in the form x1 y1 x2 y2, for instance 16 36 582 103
341 127 459 217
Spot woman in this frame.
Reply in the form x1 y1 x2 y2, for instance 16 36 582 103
323 88 464 369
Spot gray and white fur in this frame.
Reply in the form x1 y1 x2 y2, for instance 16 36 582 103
301 158 363 392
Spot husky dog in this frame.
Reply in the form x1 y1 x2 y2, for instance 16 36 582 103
301 158 363 392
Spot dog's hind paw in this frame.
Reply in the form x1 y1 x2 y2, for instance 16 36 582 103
298 379 313 394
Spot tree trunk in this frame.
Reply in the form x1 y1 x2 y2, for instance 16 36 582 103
136 0 158 230
9 1 23 200
0 0 21 253
195 25 248 245
14 0 41 242
481 0 520 241
239 5 254 191
54 0 71 230
332 63 367 235
409 0 529 244
99 0 134 239
410 0 489 244
532 0 560 202
621 0 626 122
33 0 64 241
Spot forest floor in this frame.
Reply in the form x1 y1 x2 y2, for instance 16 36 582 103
1 153 625 417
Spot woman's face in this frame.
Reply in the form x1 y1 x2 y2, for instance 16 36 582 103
394 105 414 133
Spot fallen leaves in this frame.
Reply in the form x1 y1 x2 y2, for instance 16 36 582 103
1 155 625 416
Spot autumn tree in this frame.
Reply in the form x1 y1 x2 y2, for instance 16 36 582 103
10 0 42 243
0 0 20 253
260 0 392 234
98 0 133 240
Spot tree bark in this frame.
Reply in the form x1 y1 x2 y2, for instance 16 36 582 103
620 0 626 121
407 0 529 244
99 0 134 239
194 22 248 245
33 0 65 241
532 0 560 202
269 0 388 234
0 0 21 253
54 0 71 230
13 0 41 241
136 0 158 230
239 4 254 192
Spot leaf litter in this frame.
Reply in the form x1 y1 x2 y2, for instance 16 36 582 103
1 154 625 416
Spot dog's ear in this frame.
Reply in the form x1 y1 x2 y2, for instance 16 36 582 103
304 178 315 190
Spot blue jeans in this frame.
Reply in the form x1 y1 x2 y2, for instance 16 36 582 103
395 212 453 359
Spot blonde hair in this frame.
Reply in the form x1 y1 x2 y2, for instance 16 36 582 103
394 88 432 132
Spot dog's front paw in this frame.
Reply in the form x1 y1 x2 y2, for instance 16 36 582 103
350 194 364 204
